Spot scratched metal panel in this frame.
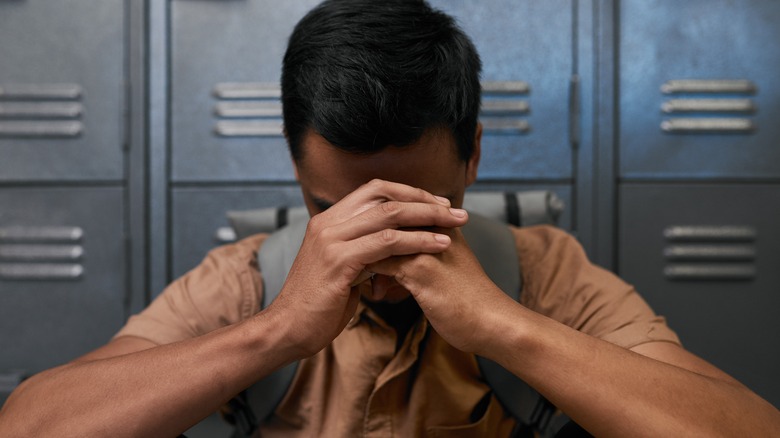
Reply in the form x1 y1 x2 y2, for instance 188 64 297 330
428 0 574 180
170 0 321 182
619 0 780 178
0 0 125 182
618 184 780 407
0 187 126 375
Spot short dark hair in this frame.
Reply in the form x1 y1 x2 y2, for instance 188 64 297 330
281 0 482 162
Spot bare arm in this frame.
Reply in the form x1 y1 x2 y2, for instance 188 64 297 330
0 311 298 438
0 180 467 438
369 227 780 437
498 306 780 437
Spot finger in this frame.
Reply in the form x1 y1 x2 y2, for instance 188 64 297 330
321 179 451 223
334 229 451 283
332 201 468 241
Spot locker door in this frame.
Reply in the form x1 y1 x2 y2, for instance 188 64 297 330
430 0 575 180
619 184 780 408
170 0 321 183
0 187 126 374
0 0 126 182
619 0 780 179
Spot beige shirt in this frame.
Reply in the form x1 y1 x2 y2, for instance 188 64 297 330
115 225 680 436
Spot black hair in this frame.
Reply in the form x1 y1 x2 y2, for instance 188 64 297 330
281 0 482 162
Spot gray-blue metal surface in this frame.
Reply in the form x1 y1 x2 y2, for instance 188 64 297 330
0 0 126 182
170 0 321 182
619 183 780 408
0 187 126 375
619 0 780 179
430 0 575 180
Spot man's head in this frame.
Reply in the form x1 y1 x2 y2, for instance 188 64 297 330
281 0 483 164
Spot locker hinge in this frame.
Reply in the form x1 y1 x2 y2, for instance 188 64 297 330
568 74 581 149
122 79 131 151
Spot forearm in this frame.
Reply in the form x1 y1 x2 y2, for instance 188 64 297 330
0 309 296 438
488 303 780 437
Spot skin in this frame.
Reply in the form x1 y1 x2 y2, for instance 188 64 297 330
1 126 779 437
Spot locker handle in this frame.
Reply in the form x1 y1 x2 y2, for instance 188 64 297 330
568 74 581 148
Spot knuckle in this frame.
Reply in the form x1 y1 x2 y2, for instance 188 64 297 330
323 244 344 265
306 214 325 233
412 253 436 270
394 265 409 284
317 224 337 243
366 178 386 191
379 200 401 216
378 228 399 245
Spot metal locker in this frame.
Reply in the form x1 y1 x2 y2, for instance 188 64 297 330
618 184 780 408
170 186 305 281
0 187 127 376
429 0 576 180
170 0 576 183
170 0 322 182
618 0 780 179
0 0 126 182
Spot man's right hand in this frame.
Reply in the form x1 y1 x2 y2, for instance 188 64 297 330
265 179 469 358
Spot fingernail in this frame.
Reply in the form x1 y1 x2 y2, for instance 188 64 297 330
449 208 467 218
434 234 451 244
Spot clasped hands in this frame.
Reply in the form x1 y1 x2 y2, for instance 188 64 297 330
266 179 517 358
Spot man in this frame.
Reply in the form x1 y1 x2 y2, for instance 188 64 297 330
1 0 779 436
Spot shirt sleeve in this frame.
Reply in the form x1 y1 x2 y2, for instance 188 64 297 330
113 234 268 345
515 225 681 349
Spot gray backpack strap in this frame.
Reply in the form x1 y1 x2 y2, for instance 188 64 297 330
257 218 308 309
231 220 308 437
239 214 558 436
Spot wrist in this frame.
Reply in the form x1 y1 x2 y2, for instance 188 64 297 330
472 297 536 365
242 306 310 370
